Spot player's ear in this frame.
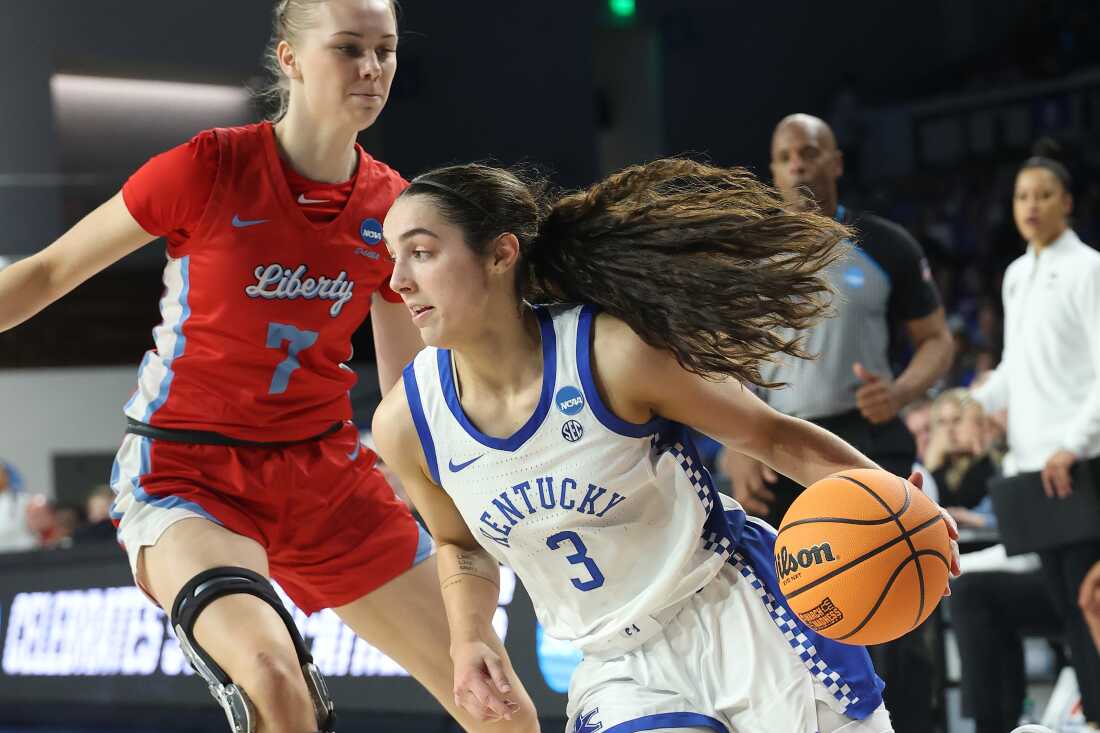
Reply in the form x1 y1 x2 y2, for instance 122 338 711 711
276 40 302 81
833 149 845 179
488 233 520 274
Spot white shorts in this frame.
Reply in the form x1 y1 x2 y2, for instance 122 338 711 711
565 559 893 733
109 433 213 578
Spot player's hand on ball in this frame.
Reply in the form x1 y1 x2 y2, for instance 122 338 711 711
908 470 961 588
451 640 520 722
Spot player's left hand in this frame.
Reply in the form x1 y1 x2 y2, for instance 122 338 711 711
1041 449 1076 499
908 470 960 591
853 363 904 424
450 640 521 723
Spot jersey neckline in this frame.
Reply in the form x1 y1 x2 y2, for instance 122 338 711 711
258 120 370 235
436 308 557 452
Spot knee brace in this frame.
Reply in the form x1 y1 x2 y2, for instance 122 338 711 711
170 567 336 733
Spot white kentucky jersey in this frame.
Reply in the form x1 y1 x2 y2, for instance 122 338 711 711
402 305 739 656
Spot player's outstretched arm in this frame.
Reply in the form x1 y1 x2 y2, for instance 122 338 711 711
590 312 961 581
0 191 155 332
588 312 879 488
372 387 536 727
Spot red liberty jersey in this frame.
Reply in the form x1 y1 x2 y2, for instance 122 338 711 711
121 122 407 442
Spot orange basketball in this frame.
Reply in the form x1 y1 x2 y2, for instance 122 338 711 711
773 468 950 646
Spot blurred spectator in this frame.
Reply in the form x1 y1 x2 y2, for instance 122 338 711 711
952 561 1061 733
971 150 1100 726
25 494 72 549
0 460 36 552
68 484 117 545
54 505 83 540
925 389 1002 527
967 369 1009 444
903 397 933 461
901 397 940 503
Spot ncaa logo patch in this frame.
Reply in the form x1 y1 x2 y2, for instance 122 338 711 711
561 420 584 443
359 218 383 246
842 265 865 289
555 386 585 416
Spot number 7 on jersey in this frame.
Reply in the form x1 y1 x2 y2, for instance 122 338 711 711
266 322 319 395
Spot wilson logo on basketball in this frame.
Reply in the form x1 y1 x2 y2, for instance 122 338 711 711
775 543 837 581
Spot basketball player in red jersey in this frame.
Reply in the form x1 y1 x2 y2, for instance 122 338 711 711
0 2 537 732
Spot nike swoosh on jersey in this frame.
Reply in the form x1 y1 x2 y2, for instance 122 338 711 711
232 214 271 228
298 194 327 204
448 454 485 473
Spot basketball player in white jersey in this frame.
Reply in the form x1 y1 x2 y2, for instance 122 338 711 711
372 161 961 733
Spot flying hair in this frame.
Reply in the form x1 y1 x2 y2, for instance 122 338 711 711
401 158 853 389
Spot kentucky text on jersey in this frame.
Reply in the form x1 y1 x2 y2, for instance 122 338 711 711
245 263 356 317
478 475 627 547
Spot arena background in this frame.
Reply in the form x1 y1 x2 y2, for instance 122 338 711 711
1 1 1098 731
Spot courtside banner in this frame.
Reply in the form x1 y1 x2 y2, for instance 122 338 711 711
0 545 572 716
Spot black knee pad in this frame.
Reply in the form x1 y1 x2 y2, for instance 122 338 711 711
171 566 336 733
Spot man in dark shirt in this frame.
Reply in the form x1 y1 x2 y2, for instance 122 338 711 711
724 113 955 733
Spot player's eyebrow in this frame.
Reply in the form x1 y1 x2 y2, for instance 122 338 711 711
399 228 440 241
331 31 398 40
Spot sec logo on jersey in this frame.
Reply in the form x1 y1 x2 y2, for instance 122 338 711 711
556 386 585 416
561 420 584 443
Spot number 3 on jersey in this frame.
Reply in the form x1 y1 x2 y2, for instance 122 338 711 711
266 322 319 395
546 530 605 591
